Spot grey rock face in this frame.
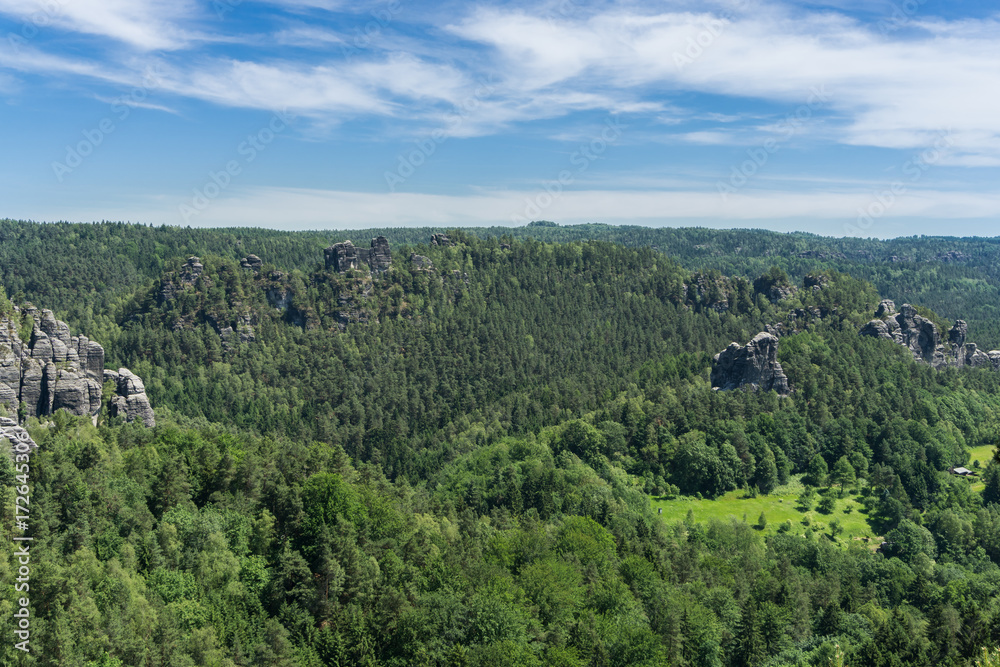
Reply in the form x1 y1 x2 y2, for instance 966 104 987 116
767 285 795 303
431 234 453 247
240 254 263 272
179 257 204 285
862 301 1000 373
876 299 896 318
104 369 156 427
410 254 433 270
860 319 892 340
949 320 968 347
711 332 791 395
889 304 941 363
325 236 392 274
990 351 1000 371
0 416 37 452
0 310 153 427
369 236 391 272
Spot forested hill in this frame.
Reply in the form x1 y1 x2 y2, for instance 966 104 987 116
2 222 1000 666
3 219 1000 347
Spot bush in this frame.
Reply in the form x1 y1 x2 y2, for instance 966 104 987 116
818 496 836 514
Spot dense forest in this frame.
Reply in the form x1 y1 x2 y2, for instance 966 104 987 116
2 219 1000 666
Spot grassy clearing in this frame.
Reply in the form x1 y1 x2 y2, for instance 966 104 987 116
650 476 880 546
968 444 997 467
966 445 996 493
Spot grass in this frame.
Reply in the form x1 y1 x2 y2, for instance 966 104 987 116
966 444 996 493
968 444 997 467
650 475 880 546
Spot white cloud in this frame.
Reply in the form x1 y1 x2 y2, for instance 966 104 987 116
0 0 199 50
448 4 1000 161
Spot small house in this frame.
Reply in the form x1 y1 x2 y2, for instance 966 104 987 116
948 467 978 477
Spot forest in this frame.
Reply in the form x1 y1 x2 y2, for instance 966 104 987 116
1 219 1000 666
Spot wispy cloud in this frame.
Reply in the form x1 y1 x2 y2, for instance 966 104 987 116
0 0 200 50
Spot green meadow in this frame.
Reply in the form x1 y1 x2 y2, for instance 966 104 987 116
966 444 996 493
652 445 998 544
651 475 880 546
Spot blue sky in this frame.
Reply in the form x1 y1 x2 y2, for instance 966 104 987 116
1 0 999 237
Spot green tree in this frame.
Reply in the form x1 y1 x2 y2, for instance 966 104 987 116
806 454 829 488
831 456 856 496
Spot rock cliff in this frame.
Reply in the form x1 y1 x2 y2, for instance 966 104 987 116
711 332 791 395
0 306 154 428
860 300 1000 371
324 236 392 274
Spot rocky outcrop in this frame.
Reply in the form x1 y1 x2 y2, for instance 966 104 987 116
876 299 896 318
410 254 433 271
861 302 1000 371
324 236 392 274
179 256 204 285
948 320 968 346
0 416 36 452
0 307 154 429
240 254 263 273
803 274 830 291
711 333 791 395
431 234 453 247
104 369 156 427
860 319 891 340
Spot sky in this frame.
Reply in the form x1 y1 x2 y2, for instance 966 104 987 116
0 0 998 237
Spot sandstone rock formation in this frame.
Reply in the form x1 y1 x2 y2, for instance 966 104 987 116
324 236 392 274
410 254 433 271
876 299 896 318
711 332 791 395
860 302 1000 371
0 416 36 452
104 369 156 427
240 254 263 273
0 307 154 429
431 234 453 247
803 274 830 291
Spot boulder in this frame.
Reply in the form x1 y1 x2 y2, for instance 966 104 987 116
860 319 892 340
876 299 896 318
711 332 791 395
